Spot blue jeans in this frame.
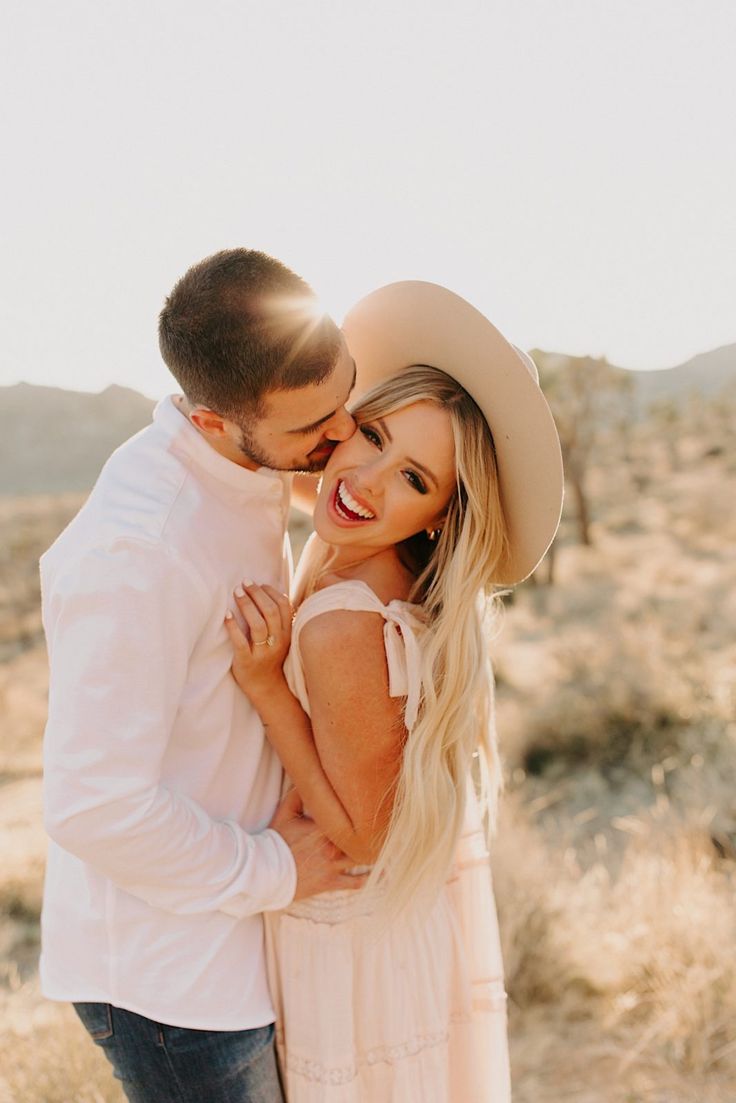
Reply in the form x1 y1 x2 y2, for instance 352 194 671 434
73 1003 284 1103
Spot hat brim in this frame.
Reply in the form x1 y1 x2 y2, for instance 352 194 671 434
341 281 564 585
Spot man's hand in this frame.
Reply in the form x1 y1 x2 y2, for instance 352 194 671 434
269 788 367 901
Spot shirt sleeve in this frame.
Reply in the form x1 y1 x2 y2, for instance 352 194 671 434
41 537 296 918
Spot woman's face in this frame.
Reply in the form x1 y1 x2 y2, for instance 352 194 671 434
313 401 457 551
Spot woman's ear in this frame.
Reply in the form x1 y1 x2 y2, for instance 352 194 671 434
425 509 448 541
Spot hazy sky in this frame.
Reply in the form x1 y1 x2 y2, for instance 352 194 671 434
2 0 735 399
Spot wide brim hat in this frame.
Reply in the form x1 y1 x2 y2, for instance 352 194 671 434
341 281 564 585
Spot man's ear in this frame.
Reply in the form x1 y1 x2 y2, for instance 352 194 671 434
189 408 229 437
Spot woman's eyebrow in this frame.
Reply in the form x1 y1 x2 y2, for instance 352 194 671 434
376 418 439 489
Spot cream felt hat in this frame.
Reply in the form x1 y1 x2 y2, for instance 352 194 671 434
341 281 564 585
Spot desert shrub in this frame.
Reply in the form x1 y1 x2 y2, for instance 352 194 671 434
492 797 595 1008
519 621 704 777
563 825 736 1076
0 874 43 925
494 797 736 1084
0 494 85 660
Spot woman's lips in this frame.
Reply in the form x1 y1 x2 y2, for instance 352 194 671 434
329 479 376 524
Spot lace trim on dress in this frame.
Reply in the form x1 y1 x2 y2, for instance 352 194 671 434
277 987 508 1086
283 884 384 924
279 1029 449 1085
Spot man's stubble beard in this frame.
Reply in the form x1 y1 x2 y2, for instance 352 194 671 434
235 424 329 475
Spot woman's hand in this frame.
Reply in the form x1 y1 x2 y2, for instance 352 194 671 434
225 582 294 706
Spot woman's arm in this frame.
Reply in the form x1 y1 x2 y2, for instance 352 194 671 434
226 585 405 864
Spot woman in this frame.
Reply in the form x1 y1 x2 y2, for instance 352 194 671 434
225 282 563 1101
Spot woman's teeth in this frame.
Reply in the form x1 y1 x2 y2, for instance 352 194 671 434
336 481 375 521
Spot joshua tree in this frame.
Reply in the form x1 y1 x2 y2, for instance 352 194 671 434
650 398 683 471
533 352 635 549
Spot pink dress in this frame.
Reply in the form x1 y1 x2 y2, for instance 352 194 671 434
265 579 511 1102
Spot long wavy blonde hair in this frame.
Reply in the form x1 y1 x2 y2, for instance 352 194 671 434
348 365 511 916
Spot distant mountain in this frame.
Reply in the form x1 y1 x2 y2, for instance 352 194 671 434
628 344 736 409
532 343 736 413
1 342 735 495
1 383 155 495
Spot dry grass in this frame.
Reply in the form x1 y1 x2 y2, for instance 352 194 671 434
0 998 124 1103
485 411 736 1098
0 494 85 663
494 795 736 1099
1 405 734 1100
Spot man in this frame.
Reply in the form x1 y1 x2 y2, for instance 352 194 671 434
40 249 360 1103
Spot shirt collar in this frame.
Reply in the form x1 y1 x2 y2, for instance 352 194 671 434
154 396 288 498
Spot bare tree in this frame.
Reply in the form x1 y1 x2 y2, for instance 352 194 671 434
649 398 683 471
533 352 635 549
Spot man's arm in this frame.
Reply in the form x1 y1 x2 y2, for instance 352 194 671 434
42 538 300 918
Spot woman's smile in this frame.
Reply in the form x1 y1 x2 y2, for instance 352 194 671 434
329 478 377 524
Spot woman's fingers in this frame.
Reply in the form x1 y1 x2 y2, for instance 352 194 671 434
233 590 267 643
234 583 275 643
224 610 246 645
261 585 294 634
224 611 253 682
236 582 284 644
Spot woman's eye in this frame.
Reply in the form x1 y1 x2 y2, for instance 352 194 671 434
359 425 382 447
404 470 427 494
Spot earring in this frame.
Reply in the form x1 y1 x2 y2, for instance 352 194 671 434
427 528 442 542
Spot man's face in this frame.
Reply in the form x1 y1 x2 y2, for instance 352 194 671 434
233 341 357 473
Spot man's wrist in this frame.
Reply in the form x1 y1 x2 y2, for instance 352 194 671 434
260 827 297 908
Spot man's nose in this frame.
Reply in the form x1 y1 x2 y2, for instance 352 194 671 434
324 407 356 442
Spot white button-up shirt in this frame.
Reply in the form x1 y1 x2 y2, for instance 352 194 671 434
40 396 297 1030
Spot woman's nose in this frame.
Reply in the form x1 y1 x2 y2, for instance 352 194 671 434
352 457 386 498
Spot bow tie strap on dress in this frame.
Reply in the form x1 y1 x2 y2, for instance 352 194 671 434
287 580 426 733
379 607 425 732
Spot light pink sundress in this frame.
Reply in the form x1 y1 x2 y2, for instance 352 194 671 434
265 578 511 1102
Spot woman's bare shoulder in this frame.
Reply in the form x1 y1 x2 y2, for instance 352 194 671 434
298 608 392 716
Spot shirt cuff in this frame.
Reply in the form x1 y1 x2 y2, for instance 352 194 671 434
219 826 297 919
260 827 298 910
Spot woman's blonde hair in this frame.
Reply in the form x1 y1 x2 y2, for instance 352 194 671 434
352 365 510 916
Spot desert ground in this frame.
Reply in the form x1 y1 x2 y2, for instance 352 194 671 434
1 396 734 1102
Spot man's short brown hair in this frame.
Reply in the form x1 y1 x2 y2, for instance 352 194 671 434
158 249 342 418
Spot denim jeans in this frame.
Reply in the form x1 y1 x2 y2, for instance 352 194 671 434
73 1002 284 1103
